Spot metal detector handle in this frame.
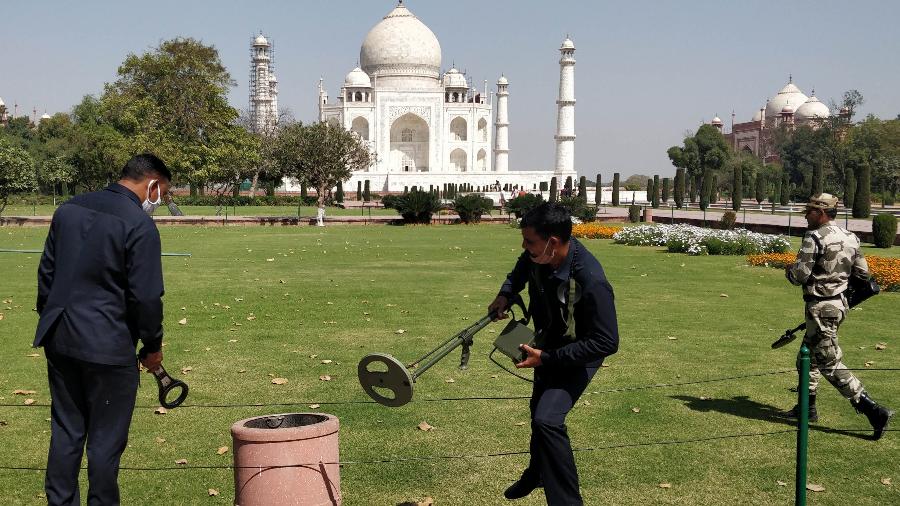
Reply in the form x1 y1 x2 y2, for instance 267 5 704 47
459 310 500 369
148 365 189 409
771 322 806 349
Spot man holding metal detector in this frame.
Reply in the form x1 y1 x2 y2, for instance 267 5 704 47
488 203 619 504
780 193 893 439
34 153 171 505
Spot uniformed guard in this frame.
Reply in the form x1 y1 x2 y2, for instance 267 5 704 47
488 203 619 504
782 193 894 439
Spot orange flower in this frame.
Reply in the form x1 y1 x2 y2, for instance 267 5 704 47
572 223 623 240
748 253 900 291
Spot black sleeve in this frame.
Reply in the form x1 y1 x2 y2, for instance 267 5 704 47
498 252 530 298
125 220 165 353
542 280 619 367
36 218 57 315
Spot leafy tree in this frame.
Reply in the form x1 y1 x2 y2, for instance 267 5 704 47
275 121 372 225
612 173 620 206
623 173 652 191
39 156 77 197
67 95 128 191
0 140 38 215
693 124 730 210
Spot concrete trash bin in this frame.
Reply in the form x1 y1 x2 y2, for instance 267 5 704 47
232 413 341 506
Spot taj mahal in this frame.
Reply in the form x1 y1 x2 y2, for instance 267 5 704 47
270 1 578 193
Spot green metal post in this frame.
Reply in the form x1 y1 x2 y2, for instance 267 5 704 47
795 344 810 506
844 210 848 229
788 209 792 237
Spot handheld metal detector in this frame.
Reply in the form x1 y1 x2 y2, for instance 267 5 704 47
148 364 190 409
772 276 881 349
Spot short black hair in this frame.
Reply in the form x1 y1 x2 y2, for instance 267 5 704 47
825 208 838 219
121 153 171 182
521 202 572 242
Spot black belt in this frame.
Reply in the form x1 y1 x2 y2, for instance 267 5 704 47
803 293 844 303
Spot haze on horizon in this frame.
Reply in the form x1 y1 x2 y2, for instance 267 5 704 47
2 1 899 179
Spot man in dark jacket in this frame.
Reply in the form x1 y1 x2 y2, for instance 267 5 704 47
488 203 619 505
34 153 170 505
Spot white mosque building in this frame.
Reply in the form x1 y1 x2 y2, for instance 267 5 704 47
311 1 578 193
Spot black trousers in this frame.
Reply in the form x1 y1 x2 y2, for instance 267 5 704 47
44 349 139 506
526 364 598 505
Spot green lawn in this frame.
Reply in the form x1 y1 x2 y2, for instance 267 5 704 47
1 204 399 218
0 225 896 505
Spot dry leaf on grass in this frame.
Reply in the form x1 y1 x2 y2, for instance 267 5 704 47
806 483 825 492
155 437 166 444
319 375 332 381
631 407 641 413
395 329 406 334
181 367 193 374
175 459 187 465
417 421 434 431
155 407 168 415
26 353 40 358
23 399 35 405
865 361 875 368
271 378 289 385
719 293 729 298
178 318 187 325
515 422 527 426
445 378 455 383
321 359 333 364
667 336 677 340
208 489 219 496
875 342 887 350
658 483 672 489
309 404 320 409
881 477 892 486
216 446 229 455
776 480 787 487
13 389 36 395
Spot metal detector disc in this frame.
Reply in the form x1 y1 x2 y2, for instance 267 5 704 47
358 353 414 407
556 281 582 305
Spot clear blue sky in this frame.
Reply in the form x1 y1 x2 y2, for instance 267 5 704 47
3 1 899 179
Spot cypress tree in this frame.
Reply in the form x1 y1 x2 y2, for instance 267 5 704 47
844 168 856 210
699 170 712 210
612 173 620 206
780 171 790 205
755 171 766 204
853 162 871 218
335 181 344 203
564 176 573 197
732 163 742 211
662 177 670 203
710 174 718 204
578 176 587 203
812 162 824 197
646 178 653 197
595 174 602 205
652 175 660 208
773 174 781 208
689 174 697 203
674 168 685 208
301 182 308 199
357 181 362 200
549 177 558 203
363 180 370 201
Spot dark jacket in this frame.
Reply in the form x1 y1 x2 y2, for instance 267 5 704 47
499 238 619 368
34 183 165 366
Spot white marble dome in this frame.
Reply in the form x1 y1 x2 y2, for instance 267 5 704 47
253 34 269 46
360 2 442 81
795 95 830 120
497 75 509 85
711 116 723 125
765 81 808 119
561 38 575 50
344 67 372 88
443 68 467 88
751 109 763 122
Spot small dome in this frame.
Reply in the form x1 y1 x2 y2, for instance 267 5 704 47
269 73 278 83
765 79 808 119
41 113 51 120
443 68 467 88
561 37 575 50
751 109 763 122
781 105 794 114
253 34 269 46
360 2 441 81
711 116 723 125
795 95 830 120
497 75 509 85
344 67 372 88
0 97 5 107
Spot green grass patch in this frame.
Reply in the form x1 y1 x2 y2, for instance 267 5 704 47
0 226 897 505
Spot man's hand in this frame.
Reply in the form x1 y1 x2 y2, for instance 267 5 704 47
515 344 543 369
140 351 163 372
488 295 510 321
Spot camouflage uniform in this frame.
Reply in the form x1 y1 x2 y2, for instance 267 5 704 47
786 223 868 401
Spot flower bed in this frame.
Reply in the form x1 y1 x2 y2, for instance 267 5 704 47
612 224 791 256
747 253 900 292
572 223 623 239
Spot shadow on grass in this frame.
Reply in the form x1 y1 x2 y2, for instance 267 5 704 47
671 394 872 441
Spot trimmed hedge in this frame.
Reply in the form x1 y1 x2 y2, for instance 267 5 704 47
872 214 897 248
628 205 641 223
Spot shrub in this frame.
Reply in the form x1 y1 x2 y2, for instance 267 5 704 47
380 194 399 209
721 210 737 230
628 205 641 223
558 196 596 223
614 224 790 256
384 190 441 224
505 193 544 218
572 223 623 239
453 194 493 224
872 214 897 248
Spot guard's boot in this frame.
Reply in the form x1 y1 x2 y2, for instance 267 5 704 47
781 394 818 422
504 470 542 500
851 392 894 440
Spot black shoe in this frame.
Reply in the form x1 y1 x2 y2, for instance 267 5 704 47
852 392 895 440
504 473 542 500
781 395 818 422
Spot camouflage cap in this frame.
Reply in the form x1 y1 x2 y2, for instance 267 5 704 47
806 193 839 210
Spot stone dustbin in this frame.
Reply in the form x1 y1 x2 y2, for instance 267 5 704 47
642 207 653 223
232 413 341 506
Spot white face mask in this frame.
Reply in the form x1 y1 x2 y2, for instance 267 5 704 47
142 180 162 215
530 239 555 265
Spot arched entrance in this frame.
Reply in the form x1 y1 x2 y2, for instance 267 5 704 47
390 113 429 172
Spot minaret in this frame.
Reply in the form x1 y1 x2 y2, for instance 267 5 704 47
554 37 576 175
317 78 328 122
0 97 7 127
249 33 277 133
494 75 510 172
